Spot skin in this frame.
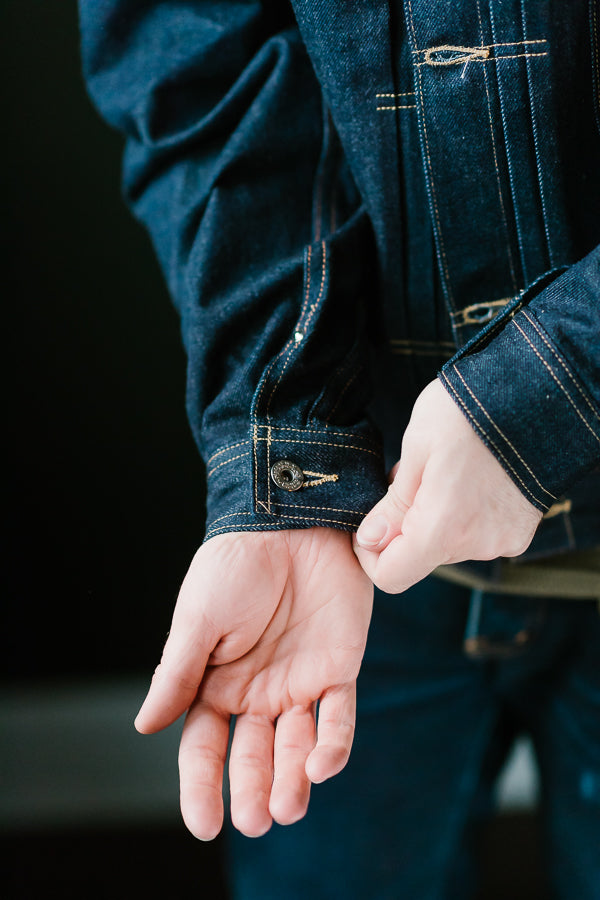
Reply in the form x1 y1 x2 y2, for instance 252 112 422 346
354 380 543 590
136 378 543 839
135 526 373 840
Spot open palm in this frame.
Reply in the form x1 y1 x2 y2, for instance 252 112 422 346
135 527 373 839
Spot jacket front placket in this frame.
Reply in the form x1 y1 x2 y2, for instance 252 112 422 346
401 0 572 347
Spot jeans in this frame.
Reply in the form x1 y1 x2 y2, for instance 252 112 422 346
225 578 600 900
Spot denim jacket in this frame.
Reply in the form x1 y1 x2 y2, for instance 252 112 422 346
80 0 600 559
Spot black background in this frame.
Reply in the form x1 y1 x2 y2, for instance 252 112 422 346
4 0 206 681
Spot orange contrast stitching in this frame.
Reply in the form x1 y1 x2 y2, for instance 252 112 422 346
206 440 250 467
406 0 455 309
439 371 548 508
475 0 518 292
521 310 600 423
452 366 557 500
513 321 600 446
256 436 380 456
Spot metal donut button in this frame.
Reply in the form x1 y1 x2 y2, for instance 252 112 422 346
270 460 304 491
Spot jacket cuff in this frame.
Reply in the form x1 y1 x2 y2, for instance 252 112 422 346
439 266 600 513
203 422 387 540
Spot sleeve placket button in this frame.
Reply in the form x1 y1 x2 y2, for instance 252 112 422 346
270 460 304 491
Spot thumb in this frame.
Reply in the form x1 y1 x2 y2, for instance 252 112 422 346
355 454 422 552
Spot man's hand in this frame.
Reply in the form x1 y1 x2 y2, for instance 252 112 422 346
135 527 373 840
354 379 543 593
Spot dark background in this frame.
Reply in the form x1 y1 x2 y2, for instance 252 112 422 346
4 3 228 896
4 0 206 682
2 3 544 897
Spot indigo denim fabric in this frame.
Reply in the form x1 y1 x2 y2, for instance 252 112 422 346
80 0 600 552
79 5 600 897
225 578 600 900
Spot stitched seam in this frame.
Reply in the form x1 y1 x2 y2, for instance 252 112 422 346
265 241 327 419
251 244 313 424
267 424 272 512
205 515 361 537
262 245 313 420
476 0 518 293
440 371 547 508
256 437 380 456
513 321 600 446
519 2 554 267
302 242 327 334
376 104 417 110
376 91 416 97
206 503 364 531
204 523 328 538
451 366 557 500
207 453 248 478
206 440 251 466
275 502 361 514
521 310 600 423
257 424 378 444
407 0 455 309
252 423 259 511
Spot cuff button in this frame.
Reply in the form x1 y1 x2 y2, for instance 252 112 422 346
271 460 304 491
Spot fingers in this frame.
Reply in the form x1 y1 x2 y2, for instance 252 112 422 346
229 713 275 837
305 683 356 784
135 566 221 734
178 700 230 841
269 705 315 825
355 437 424 554
134 632 213 734
354 527 439 595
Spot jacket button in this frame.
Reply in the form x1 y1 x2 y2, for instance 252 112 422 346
271 460 304 491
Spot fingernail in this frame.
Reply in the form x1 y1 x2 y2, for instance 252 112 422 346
356 514 388 549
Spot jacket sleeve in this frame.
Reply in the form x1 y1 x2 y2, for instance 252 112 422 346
439 245 600 513
79 0 388 539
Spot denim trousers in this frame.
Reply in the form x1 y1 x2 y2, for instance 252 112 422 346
225 578 600 900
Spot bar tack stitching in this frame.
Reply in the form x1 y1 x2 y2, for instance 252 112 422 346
450 298 512 325
302 470 339 487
